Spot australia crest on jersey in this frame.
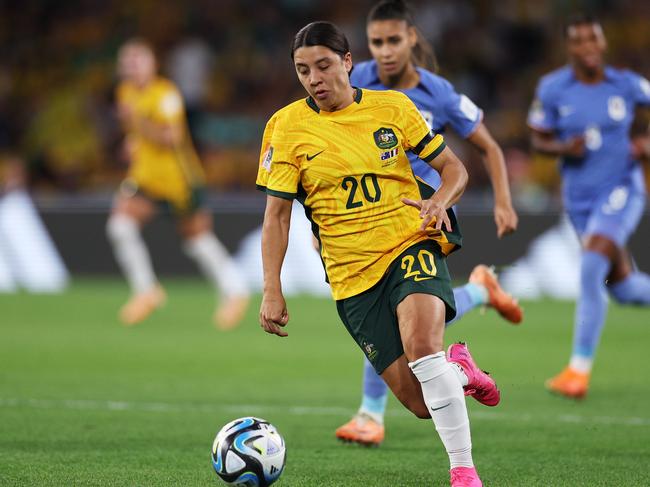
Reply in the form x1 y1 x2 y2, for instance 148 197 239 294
373 127 398 149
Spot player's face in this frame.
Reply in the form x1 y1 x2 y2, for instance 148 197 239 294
118 44 157 86
566 23 606 73
367 20 416 78
293 45 353 111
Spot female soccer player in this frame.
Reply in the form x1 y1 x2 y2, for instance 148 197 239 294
528 14 650 398
258 21 495 487
335 0 520 446
107 39 249 329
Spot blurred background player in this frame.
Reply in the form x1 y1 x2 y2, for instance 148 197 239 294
107 39 249 328
335 0 521 446
528 14 650 398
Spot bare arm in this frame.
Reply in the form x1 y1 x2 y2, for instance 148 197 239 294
467 123 518 237
260 195 293 337
530 129 585 158
403 146 468 232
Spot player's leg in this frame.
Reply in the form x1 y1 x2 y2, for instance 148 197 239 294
106 187 164 325
604 185 650 304
334 357 387 445
336 266 513 446
607 248 650 304
389 293 482 485
178 208 249 330
547 180 646 398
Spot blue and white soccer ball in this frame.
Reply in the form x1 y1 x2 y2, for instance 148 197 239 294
211 417 286 486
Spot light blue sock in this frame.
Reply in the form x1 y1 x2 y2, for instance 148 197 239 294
360 357 388 420
572 251 611 359
446 283 488 326
608 272 650 305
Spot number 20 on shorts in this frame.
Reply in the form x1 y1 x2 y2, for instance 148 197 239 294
401 249 437 281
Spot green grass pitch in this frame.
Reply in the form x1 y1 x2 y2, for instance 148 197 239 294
1 278 649 486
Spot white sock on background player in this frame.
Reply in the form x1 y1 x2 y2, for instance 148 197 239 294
183 232 248 298
106 213 157 294
409 352 474 469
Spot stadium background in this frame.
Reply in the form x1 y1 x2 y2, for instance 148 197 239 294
1 0 649 284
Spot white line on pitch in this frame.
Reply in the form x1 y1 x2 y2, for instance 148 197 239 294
0 397 648 427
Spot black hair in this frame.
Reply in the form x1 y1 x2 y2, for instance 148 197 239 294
291 21 351 60
564 12 601 37
367 0 438 73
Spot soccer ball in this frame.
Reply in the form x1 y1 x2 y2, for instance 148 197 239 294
211 417 286 486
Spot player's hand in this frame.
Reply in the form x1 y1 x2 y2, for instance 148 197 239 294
631 135 650 161
562 136 586 158
402 198 451 232
494 202 518 238
260 292 289 337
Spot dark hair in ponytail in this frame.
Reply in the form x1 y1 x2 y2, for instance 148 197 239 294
291 21 351 61
367 0 438 73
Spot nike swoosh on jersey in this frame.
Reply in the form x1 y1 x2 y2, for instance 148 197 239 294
413 276 434 282
306 150 325 161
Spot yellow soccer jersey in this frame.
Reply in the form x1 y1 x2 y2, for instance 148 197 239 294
256 88 461 300
116 77 204 205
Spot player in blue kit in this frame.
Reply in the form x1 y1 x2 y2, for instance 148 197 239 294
528 13 650 399
335 0 521 447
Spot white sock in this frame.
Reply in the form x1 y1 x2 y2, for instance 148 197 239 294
449 362 469 386
183 232 248 298
106 214 156 294
409 352 474 469
569 355 593 374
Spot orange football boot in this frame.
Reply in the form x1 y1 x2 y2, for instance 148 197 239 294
335 413 385 447
214 295 250 331
546 366 590 399
119 285 166 326
469 265 523 324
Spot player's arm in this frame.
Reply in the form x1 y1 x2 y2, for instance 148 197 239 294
530 129 585 158
403 145 468 232
260 195 292 337
527 85 584 158
401 95 467 231
467 124 518 237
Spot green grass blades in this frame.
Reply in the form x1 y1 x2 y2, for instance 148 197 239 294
1 278 649 486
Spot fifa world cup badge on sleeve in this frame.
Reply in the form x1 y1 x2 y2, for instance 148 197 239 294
262 147 274 172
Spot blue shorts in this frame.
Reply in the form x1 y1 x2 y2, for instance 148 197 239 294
568 170 646 248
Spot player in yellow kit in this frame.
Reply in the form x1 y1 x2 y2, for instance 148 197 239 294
107 39 249 328
257 22 497 487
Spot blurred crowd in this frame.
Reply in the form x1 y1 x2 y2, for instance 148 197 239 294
1 0 649 210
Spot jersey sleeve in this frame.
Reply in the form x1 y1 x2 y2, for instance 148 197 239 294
400 95 446 162
527 79 557 132
626 70 650 106
154 84 185 124
255 114 299 200
440 80 483 138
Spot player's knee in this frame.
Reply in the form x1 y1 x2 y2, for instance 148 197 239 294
106 214 138 243
580 251 610 284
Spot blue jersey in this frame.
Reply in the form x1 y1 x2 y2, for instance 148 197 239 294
351 60 482 188
528 65 650 211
